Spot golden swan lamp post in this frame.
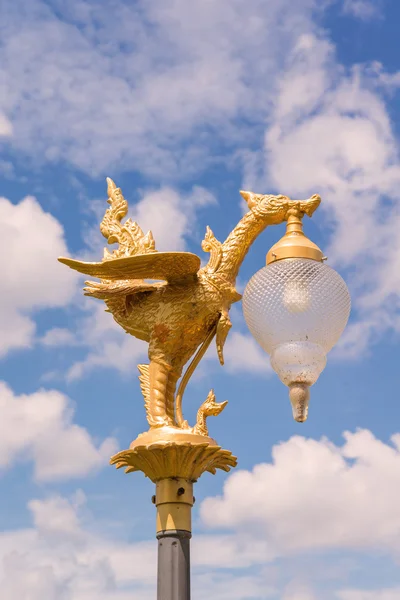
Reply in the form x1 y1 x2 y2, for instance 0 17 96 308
59 179 350 600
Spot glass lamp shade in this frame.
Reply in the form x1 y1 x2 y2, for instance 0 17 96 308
243 258 351 422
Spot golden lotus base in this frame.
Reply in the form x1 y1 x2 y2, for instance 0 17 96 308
110 427 237 482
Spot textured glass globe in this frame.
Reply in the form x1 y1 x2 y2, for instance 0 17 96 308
243 258 351 421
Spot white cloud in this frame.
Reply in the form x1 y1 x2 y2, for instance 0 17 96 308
29 493 85 543
191 572 274 600
337 589 400 600
64 297 148 382
0 0 323 177
40 327 79 347
0 493 157 600
0 493 275 600
0 381 117 480
342 0 382 20
201 429 400 556
0 195 77 356
0 491 337 600
0 112 13 136
332 311 398 359
219 331 271 376
1 449 400 599
192 534 275 569
282 584 317 600
130 185 216 251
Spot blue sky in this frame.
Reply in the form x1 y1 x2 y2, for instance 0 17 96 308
1 0 400 598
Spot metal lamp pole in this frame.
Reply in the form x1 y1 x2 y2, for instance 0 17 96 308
156 479 193 600
59 179 350 599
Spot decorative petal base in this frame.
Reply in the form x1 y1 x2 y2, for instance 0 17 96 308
110 427 237 482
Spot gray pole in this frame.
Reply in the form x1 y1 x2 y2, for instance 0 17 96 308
155 478 194 600
157 529 191 600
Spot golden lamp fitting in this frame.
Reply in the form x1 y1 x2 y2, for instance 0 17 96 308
155 478 194 534
266 206 324 265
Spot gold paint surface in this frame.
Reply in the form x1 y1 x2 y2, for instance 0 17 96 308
266 197 324 264
59 178 322 482
110 436 237 482
155 479 194 533
58 251 201 282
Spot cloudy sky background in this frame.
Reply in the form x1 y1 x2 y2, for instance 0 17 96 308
1 0 400 598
